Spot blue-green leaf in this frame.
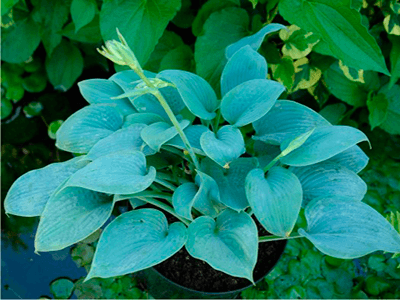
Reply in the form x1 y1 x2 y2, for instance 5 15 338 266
65 151 156 194
225 23 286 58
253 100 330 145
186 209 258 282
56 105 123 153
172 182 198 220
221 79 284 127
290 162 367 207
141 120 190 152
201 157 258 211
87 209 187 279
200 125 245 168
172 171 221 220
4 157 87 217
123 113 164 127
165 125 208 155
299 198 400 258
221 45 268 96
78 79 136 116
85 124 155 160
245 167 302 237
35 187 113 252
157 70 218 120
325 145 369 173
280 126 369 166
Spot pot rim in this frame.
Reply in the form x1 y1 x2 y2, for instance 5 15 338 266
149 239 288 296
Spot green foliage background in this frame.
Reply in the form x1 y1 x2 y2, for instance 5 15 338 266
1 0 400 298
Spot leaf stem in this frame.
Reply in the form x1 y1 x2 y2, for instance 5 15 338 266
137 196 190 226
154 178 177 191
259 233 304 243
263 153 284 172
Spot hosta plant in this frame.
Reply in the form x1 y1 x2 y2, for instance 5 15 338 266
5 26 400 284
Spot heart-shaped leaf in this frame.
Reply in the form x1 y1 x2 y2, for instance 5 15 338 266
172 171 221 220
186 209 258 282
78 79 136 116
221 79 284 127
299 198 400 259
225 23 286 59
245 167 302 237
253 100 330 145
4 157 87 217
157 70 218 120
141 120 190 152
325 145 369 174
123 113 165 127
56 105 123 153
65 151 156 194
84 124 155 160
290 162 367 207
165 125 208 155
280 126 369 167
221 45 268 96
201 157 259 211
200 125 245 168
35 187 113 252
87 209 187 280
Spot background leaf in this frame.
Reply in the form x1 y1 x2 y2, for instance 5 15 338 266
45 40 84 91
279 0 389 74
100 0 181 65
71 0 97 32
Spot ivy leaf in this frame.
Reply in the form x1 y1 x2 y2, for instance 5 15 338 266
324 62 367 107
4 157 87 217
279 0 389 75
71 0 97 32
87 209 187 279
221 79 284 127
100 0 181 65
35 187 113 252
56 105 123 153
378 84 400 135
200 125 245 168
186 209 258 282
279 25 319 60
367 93 389 130
221 45 268 96
290 162 367 207
1 17 41 63
299 198 400 258
65 151 156 195
195 7 249 91
245 167 302 237
45 40 84 91
271 56 295 91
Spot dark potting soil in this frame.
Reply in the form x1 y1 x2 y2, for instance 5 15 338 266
154 217 287 293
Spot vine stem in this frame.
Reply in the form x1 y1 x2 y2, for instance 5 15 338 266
132 68 201 170
136 196 190 226
259 233 304 243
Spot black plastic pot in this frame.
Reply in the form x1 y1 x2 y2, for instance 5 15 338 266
136 240 287 299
